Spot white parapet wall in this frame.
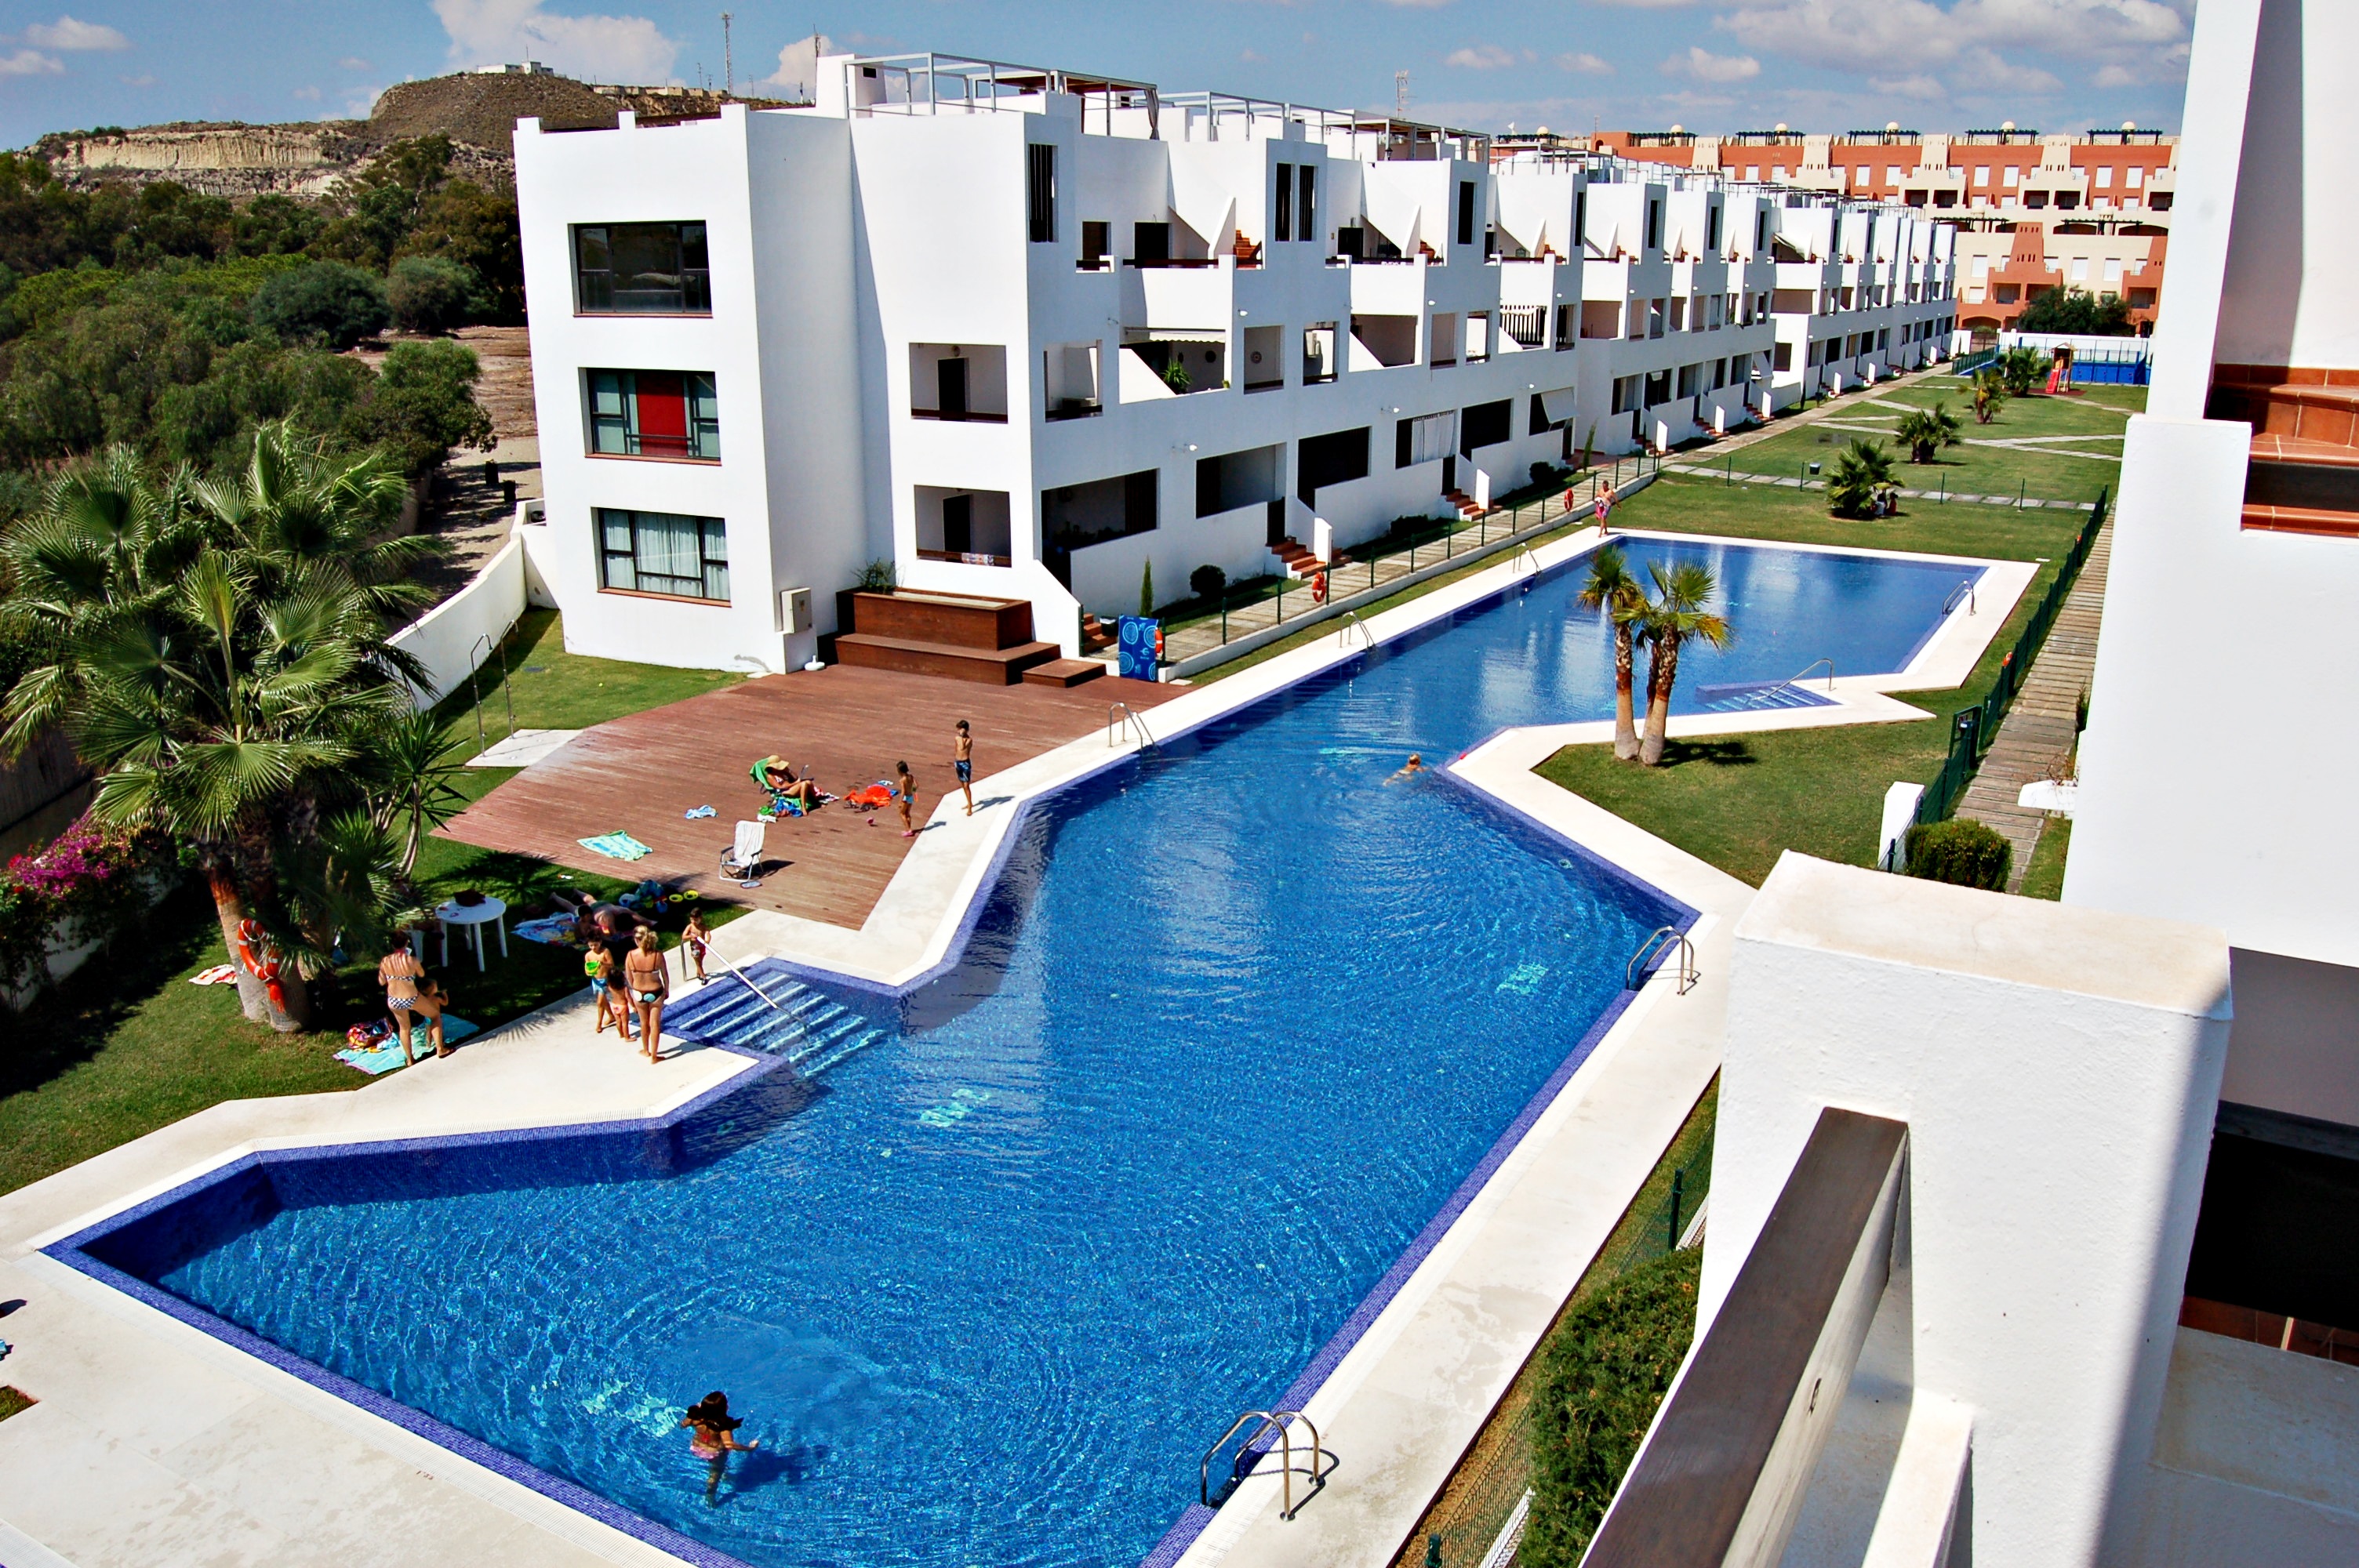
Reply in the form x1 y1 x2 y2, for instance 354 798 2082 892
386 534 529 711
1717 854 2232 1567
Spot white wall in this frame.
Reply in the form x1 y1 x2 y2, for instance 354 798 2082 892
1718 855 2230 1567
387 533 527 709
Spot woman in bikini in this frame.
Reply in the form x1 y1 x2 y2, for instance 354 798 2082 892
377 935 445 1065
680 1391 758 1497
624 927 671 1062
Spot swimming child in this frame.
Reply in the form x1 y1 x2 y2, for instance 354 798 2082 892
682 910 711 982
681 1391 758 1497
954 720 974 817
1388 752 1426 783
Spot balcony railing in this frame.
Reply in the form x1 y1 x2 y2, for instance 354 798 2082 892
918 548 1012 567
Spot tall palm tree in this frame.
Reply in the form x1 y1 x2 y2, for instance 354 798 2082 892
1893 402 1963 463
1635 561 1733 766
194 419 442 621
1576 545 1646 760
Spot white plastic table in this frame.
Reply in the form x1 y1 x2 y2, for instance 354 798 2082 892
434 895 509 971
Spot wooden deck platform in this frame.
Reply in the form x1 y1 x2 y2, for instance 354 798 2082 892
438 664 1180 930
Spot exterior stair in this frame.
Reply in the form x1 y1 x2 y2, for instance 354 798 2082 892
1272 537 1324 579
1442 488 1483 520
2210 364 2359 537
665 971 889 1079
1080 613 1115 652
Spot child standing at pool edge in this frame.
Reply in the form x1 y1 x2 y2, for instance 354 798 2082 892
954 720 974 816
896 760 920 837
682 909 711 982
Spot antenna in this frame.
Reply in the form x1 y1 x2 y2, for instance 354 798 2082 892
722 12 733 96
1394 71 1410 117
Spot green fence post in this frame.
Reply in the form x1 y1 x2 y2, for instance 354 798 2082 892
1668 1168 1685 1250
1220 590 1228 644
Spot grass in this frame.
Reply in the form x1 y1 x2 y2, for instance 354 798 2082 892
0 1387 34 1421
0 612 754 1198
1533 459 2092 887
2019 817 2071 901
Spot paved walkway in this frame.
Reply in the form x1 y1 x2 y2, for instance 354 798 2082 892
1955 518 2113 890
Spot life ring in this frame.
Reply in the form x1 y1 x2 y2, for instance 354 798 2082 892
234 917 289 1014
1311 571 1329 604
1154 626 1166 662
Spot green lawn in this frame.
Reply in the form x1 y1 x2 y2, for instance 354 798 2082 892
0 612 753 1197
1534 467 2091 886
2019 816 2072 900
1711 379 2141 506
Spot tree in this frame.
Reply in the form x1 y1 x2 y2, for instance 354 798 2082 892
249 261 390 351
1994 345 2048 397
386 255 478 334
1892 401 1961 464
2016 285 2134 337
1576 544 1645 761
1972 368 2006 425
1189 563 1227 601
1635 561 1732 765
351 339 494 478
1826 437 1896 519
402 180 525 321
365 710 469 880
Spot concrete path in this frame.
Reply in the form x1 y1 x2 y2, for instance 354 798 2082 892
1956 518 2113 890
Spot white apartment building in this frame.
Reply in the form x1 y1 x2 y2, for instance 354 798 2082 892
512 53 1954 675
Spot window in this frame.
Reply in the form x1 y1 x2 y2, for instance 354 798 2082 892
1081 220 1110 270
1298 165 1318 242
1642 370 1670 405
1303 323 1338 383
1396 411 1455 467
1610 375 1641 415
1460 398 1511 452
2125 164 2143 189
1774 340 1793 372
1297 426 1369 502
1855 166 1870 186
1457 180 1478 247
587 370 719 460
1756 209 1770 252
1275 163 1294 241
1886 165 1902 183
2094 165 2112 188
1574 190 1587 249
1974 166 1990 187
1746 164 1761 182
2003 165 2018 188
1195 444 1281 517
1707 204 1721 252
1027 143 1057 243
573 223 710 314
1132 221 1170 263
598 508 728 601
1645 198 1663 251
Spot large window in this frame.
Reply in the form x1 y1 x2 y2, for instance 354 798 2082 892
587 371 719 460
597 508 729 601
1027 143 1057 244
573 223 710 314
1396 411 1455 467
1460 398 1512 453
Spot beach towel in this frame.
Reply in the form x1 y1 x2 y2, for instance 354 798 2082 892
684 804 717 819
514 915 579 946
336 1015 482 1075
846 784 895 809
578 832 654 862
188 963 238 986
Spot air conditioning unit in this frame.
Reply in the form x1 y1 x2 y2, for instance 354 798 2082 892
777 586 812 634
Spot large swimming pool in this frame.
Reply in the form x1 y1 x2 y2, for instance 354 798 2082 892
67 535 1983 1568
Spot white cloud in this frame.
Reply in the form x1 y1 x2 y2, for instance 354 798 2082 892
343 84 387 118
1445 44 1520 69
1871 73 1949 99
762 31 834 95
339 56 373 71
1372 0 1455 8
24 15 128 50
432 0 678 84
293 85 322 101
1714 0 2185 82
1557 51 1616 75
0 49 63 75
1663 45 1761 82
118 71 151 85
1585 0 1696 7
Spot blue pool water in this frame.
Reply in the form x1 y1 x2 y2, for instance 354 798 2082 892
84 536 1980 1568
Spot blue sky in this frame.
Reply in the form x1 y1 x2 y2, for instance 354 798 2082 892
0 1 2195 151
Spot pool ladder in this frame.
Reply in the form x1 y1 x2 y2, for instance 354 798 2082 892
1942 577 1978 616
1627 926 1699 995
1334 611 1375 652
1201 1409 1329 1520
1107 702 1156 750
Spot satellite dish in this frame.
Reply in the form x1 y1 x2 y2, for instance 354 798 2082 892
1886 121 1900 132
2001 120 2016 132
1774 122 1788 133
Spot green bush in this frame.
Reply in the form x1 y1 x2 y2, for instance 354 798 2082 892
1903 818 2012 891
1525 1247 1702 1566
385 255 478 334
249 261 390 350
354 339 493 478
1189 563 1227 601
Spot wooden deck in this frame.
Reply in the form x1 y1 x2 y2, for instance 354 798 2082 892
438 665 1180 929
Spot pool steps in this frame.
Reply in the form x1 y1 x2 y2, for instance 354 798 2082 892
1694 680 1836 713
668 975 888 1077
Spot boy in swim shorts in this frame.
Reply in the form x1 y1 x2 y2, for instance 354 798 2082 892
954 720 973 816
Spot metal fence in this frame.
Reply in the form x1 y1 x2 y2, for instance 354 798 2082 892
1908 487 2107 835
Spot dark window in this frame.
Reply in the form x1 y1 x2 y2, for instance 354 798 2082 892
1336 225 1363 261
1460 398 1511 453
1396 418 1412 468
1027 143 1057 243
1195 444 1282 517
1456 180 1478 247
1643 369 1671 405
1706 204 1721 252
1275 162 1293 241
2148 191 2173 211
937 357 969 418
1645 200 1663 251
597 508 728 601
1575 191 1587 251
1298 165 1318 242
941 494 974 555
587 370 720 459
573 223 710 314
1125 470 1159 532
1530 394 1550 436
1297 426 1370 503
1134 221 1170 263
1081 220 1110 267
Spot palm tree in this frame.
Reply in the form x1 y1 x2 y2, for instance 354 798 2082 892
194 419 442 620
366 709 471 880
1826 438 1897 519
1995 346 2048 397
1576 545 1646 760
1972 368 2006 424
1635 561 1733 766
1893 402 1962 464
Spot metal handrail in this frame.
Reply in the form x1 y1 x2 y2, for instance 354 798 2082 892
1785 657 1836 693
1626 926 1699 994
1941 577 1978 616
703 944 786 1012
466 632 514 756
1107 702 1155 750
1336 611 1375 652
1201 1409 1328 1520
1514 543 1543 576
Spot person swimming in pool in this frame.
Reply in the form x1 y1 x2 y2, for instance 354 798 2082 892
1388 753 1425 782
682 1391 759 1497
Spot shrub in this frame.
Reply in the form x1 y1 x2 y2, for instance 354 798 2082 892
1903 818 2012 891
0 814 169 993
1994 345 2049 397
856 558 896 592
385 255 478 334
352 338 493 477
1189 563 1227 601
249 261 390 350
1525 1247 1703 1566
1139 559 1155 616
1826 437 1896 518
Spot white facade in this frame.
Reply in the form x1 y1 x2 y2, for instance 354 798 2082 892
511 52 1955 672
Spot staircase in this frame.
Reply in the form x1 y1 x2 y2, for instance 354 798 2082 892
2210 365 2359 537
1272 537 1324 579
835 589 1063 685
667 973 888 1079
1696 680 1834 713
1080 613 1115 652
1442 488 1483 521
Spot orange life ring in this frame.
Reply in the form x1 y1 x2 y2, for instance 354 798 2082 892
234 916 289 1014
1311 571 1329 604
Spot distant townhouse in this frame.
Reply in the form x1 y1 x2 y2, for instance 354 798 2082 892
512 53 1954 676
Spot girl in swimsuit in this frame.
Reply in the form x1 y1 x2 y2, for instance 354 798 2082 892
681 1391 758 1497
376 936 444 1065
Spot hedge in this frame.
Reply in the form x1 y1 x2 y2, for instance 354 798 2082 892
1903 817 2012 891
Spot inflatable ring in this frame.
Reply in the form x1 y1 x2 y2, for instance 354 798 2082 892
1311 571 1329 604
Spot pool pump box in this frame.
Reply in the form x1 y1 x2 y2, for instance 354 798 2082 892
776 586 812 634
